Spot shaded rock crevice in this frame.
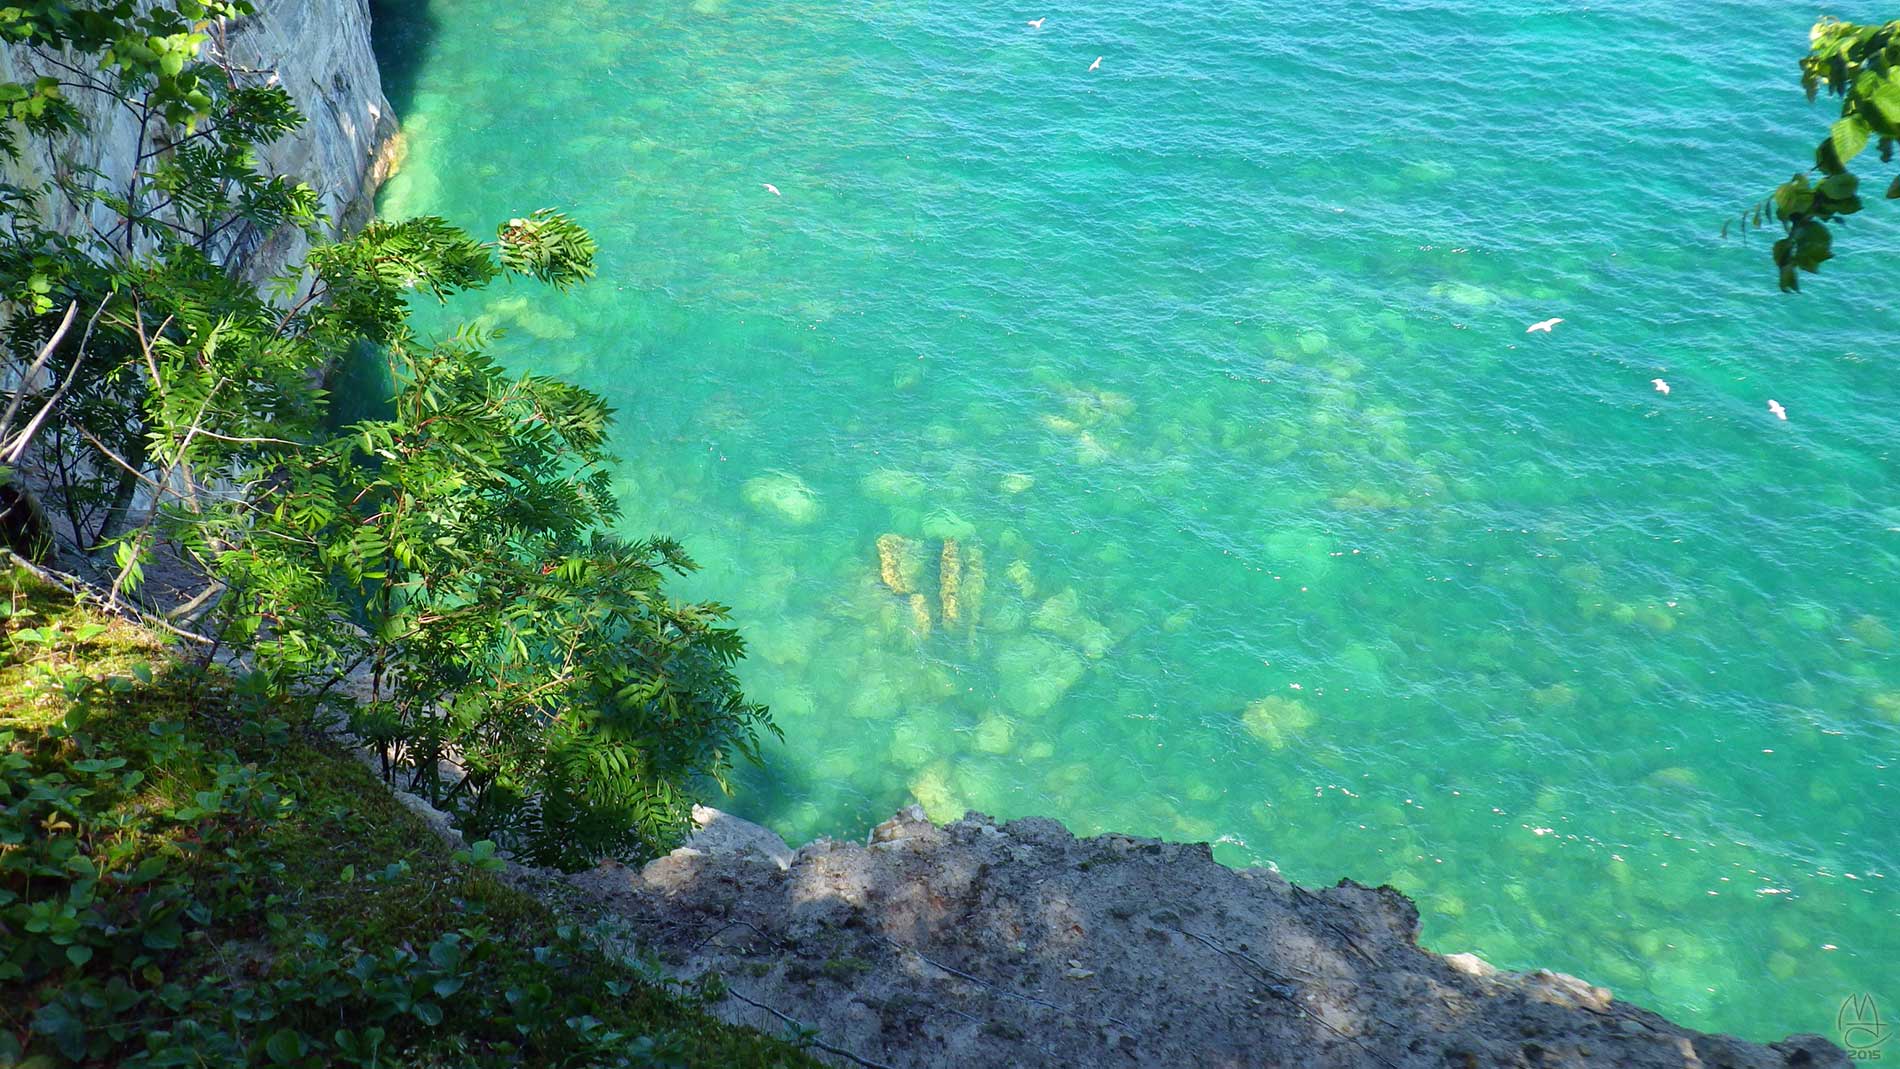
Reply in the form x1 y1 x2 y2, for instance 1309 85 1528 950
567 806 1846 1069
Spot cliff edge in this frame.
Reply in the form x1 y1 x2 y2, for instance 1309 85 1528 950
567 806 1845 1069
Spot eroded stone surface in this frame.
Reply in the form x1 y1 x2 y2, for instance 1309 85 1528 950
682 805 794 871
568 808 1845 1069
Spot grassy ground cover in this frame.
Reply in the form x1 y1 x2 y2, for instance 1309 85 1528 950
0 564 817 1068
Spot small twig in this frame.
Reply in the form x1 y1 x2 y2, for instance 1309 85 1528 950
1 550 214 645
72 429 167 493
1 299 109 466
1291 885 1380 966
173 427 306 448
110 375 226 605
307 646 375 702
163 580 226 622
1178 927 1401 1069
878 936 1137 1034
938 1005 981 1025
0 301 78 444
131 306 173 391
1175 926 1311 983
880 937 1056 1010
690 918 787 956
723 986 896 1069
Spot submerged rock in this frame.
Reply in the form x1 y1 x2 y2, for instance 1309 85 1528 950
860 468 926 505
996 636 1084 717
1074 430 1112 465
907 764 961 822
888 718 938 768
741 471 821 525
847 670 903 720
960 544 986 632
1429 279 1497 307
973 713 1014 754
922 507 977 541
1006 558 1036 599
876 533 926 595
1241 694 1317 750
1031 588 1113 659
483 294 577 340
940 539 962 625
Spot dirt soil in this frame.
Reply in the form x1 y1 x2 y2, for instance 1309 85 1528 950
564 806 1847 1069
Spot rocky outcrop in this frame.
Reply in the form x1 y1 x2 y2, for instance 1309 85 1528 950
568 806 1846 1069
0 0 396 283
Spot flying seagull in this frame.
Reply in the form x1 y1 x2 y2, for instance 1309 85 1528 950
1767 399 1787 421
1027 17 1045 28
1089 56 1103 71
1652 378 1670 395
1525 317 1563 334
762 183 781 196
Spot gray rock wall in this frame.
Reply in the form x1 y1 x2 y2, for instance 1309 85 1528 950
0 0 396 283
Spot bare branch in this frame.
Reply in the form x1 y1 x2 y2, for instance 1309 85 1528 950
1 549 214 645
0 300 79 443
73 428 167 493
164 578 227 622
1 298 110 466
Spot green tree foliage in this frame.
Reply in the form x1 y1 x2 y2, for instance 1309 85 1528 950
0 0 252 158
1738 17 1900 289
1 3 772 864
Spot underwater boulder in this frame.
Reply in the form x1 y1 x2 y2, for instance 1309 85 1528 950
909 763 963 822
1006 558 1036 599
996 636 1084 717
960 544 986 631
847 670 904 720
888 716 939 768
741 471 821 525
1241 695 1316 750
907 593 933 638
861 468 926 505
876 533 926 595
921 507 977 541
940 539 962 625
1031 588 1114 659
973 713 1014 755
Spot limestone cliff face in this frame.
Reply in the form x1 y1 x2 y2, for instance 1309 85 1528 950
0 0 396 282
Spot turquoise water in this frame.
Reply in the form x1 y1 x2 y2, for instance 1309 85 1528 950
369 0 1899 1040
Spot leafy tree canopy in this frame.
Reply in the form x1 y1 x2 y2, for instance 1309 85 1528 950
1740 16 1900 290
0 0 772 868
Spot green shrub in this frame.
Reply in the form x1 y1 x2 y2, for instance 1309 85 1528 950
0 571 816 1067
0 2 772 865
